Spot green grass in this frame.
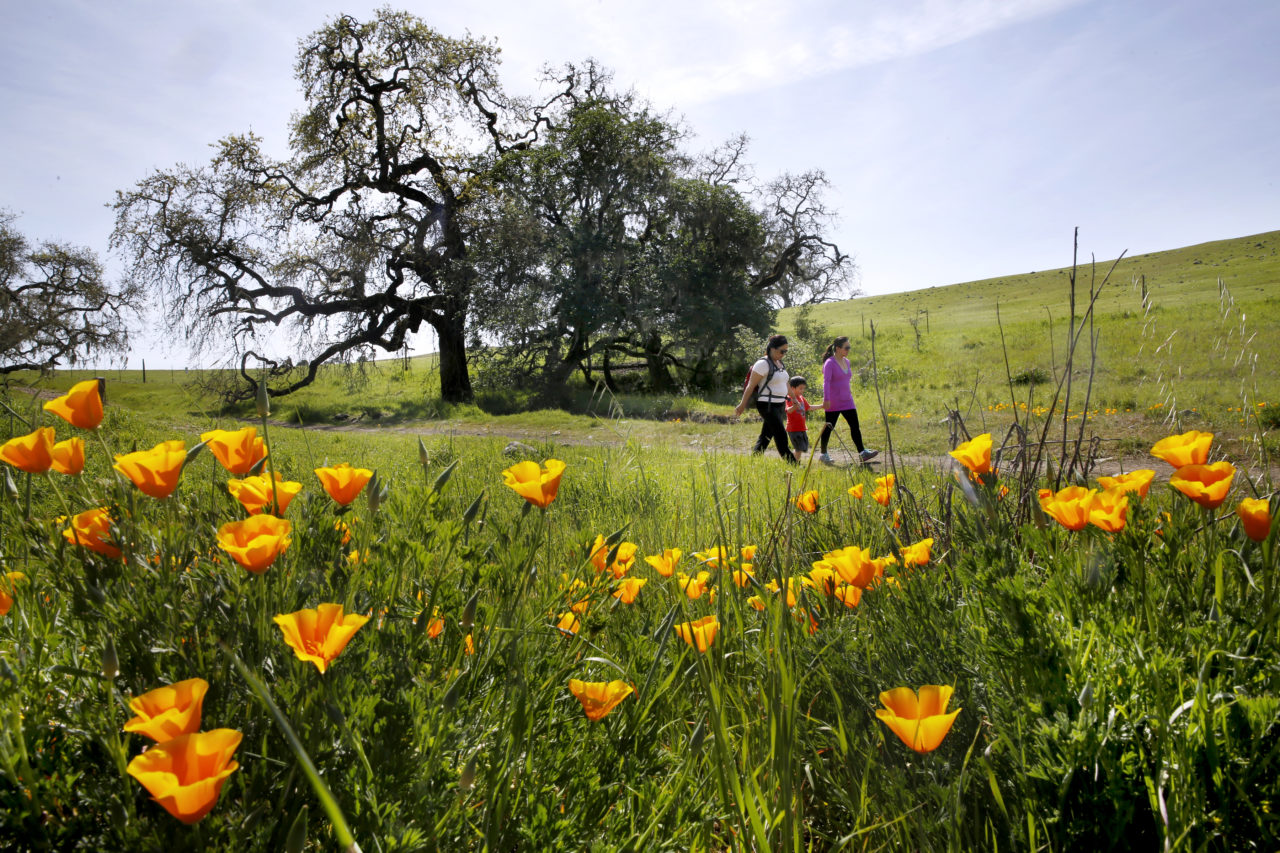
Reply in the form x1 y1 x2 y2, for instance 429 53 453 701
15 229 1277 472
2 393 1278 850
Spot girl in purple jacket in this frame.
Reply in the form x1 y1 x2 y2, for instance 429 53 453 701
818 336 878 465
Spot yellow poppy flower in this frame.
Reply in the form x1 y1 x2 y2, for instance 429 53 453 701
43 379 103 430
49 437 85 476
899 538 933 567
1038 486 1096 531
314 463 373 506
568 679 634 721
875 685 961 753
1089 489 1129 532
123 678 209 743
1170 462 1235 509
1096 469 1155 497
126 729 241 824
0 427 55 474
643 548 682 577
1150 430 1213 468
1237 497 1271 542
612 577 647 604
948 433 992 475
226 472 302 515
62 507 122 559
795 490 819 513
114 440 186 499
814 545 877 589
674 615 719 652
501 458 566 508
872 474 895 507
273 603 370 673
200 427 267 475
676 570 712 599
216 515 292 573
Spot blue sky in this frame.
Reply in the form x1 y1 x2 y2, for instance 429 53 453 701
2 0 1277 365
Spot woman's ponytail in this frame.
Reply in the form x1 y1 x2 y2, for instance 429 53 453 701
823 335 849 362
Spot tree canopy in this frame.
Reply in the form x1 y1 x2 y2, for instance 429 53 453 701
1 212 138 375
112 9 855 402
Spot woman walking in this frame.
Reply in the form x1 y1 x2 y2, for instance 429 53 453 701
734 335 798 463
818 336 878 465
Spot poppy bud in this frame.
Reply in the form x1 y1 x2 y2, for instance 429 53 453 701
459 754 477 791
461 590 480 631
255 381 270 418
442 673 465 713
102 636 119 681
417 437 430 468
431 460 458 495
3 467 17 502
462 492 484 526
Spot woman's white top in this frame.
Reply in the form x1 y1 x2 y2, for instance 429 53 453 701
751 357 790 403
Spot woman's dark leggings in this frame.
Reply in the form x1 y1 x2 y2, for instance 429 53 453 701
820 408 865 454
753 401 796 462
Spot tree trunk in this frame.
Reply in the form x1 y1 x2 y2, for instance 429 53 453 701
435 315 473 403
644 334 675 392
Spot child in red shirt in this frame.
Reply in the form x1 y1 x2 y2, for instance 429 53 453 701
785 376 821 456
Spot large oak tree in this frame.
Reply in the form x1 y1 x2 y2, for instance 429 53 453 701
1 212 137 375
113 10 567 402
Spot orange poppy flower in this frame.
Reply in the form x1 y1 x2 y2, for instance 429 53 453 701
1089 489 1129 532
814 545 877 589
123 678 209 743
833 583 862 608
949 433 992 475
555 611 581 635
216 515 292 573
501 458 566 508
1151 430 1213 468
0 572 26 617
1237 497 1271 542
730 565 756 588
114 440 186 498
675 615 719 652
872 474 895 507
126 729 241 824
899 538 933 567
643 548 682 577
676 570 712 599
847 483 864 500
43 379 103 430
804 566 839 596
795 490 819 513
589 535 636 578
273 603 370 672
876 685 961 753
416 609 445 638
226 472 302 515
612 577 647 604
200 427 267 475
568 679 634 721
1096 469 1155 498
740 545 757 561
49 437 85 476
692 546 731 569
765 578 799 607
1038 486 1096 531
314 463 373 506
62 507 122 559
1169 462 1236 510
746 595 766 611
0 427 55 474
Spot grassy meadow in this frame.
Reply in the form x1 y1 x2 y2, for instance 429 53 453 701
1 230 1278 851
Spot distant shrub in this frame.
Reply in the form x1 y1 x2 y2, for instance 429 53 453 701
1011 366 1051 385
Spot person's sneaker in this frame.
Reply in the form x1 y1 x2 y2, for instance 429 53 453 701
818 453 834 465
859 449 880 463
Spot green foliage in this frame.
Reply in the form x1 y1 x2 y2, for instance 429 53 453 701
3 392 1279 850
